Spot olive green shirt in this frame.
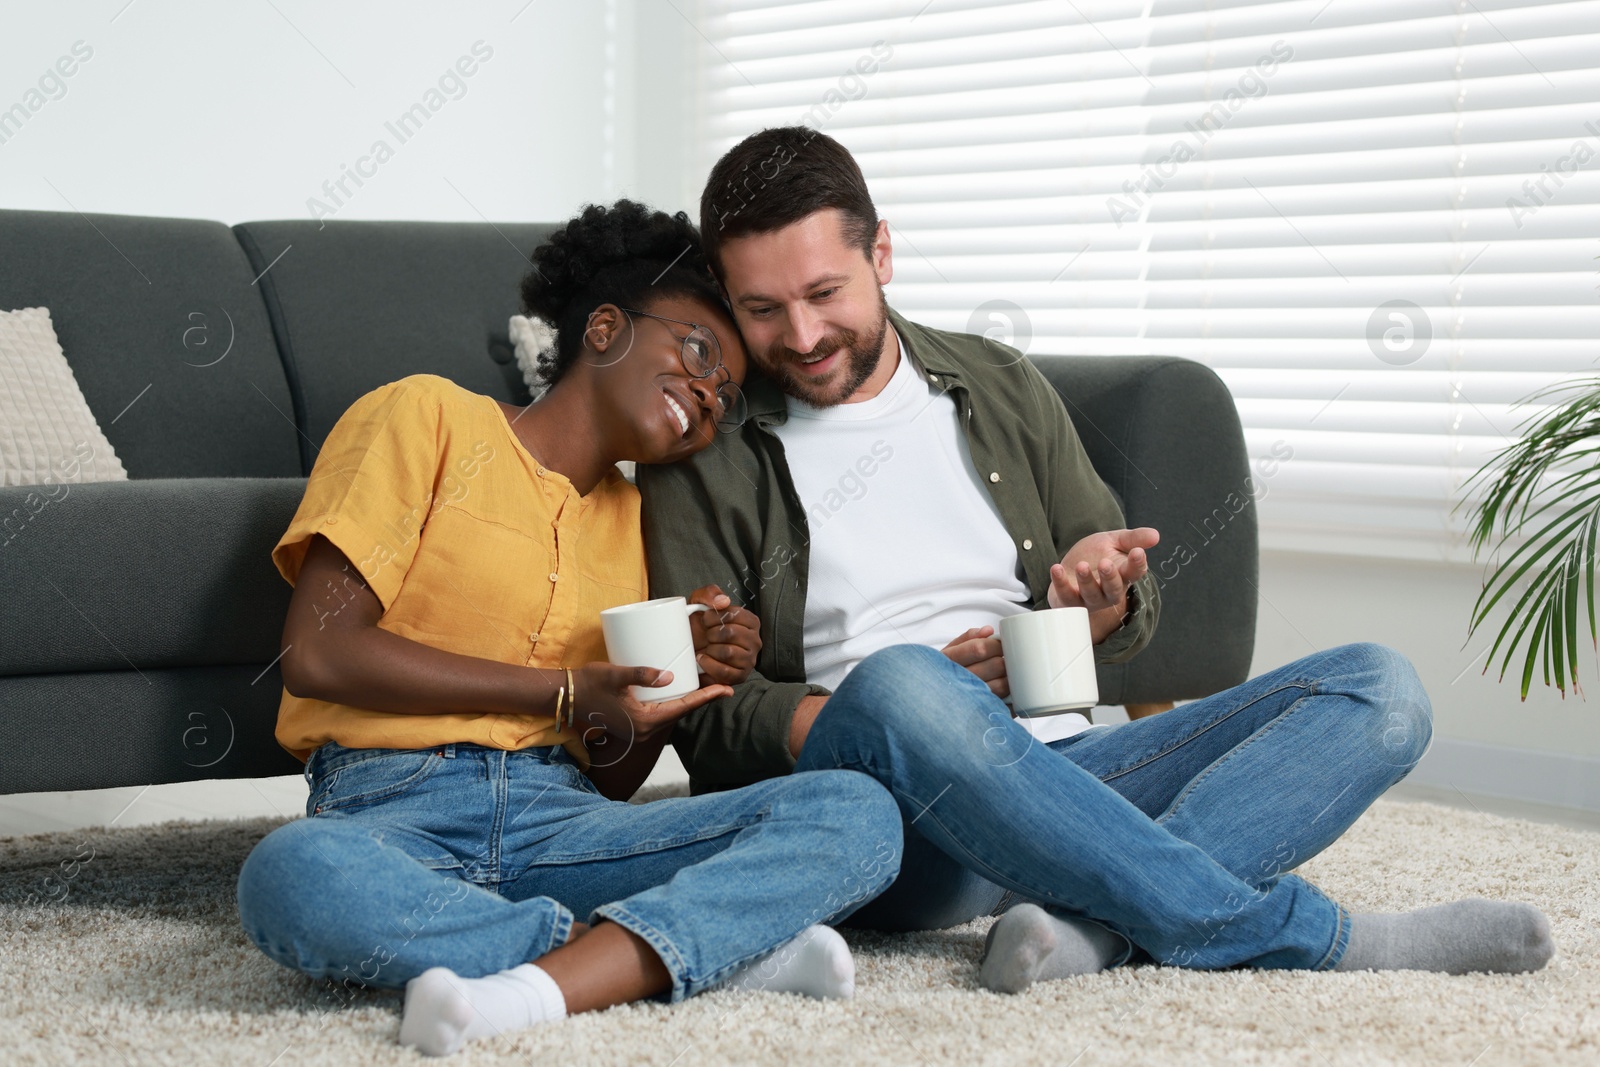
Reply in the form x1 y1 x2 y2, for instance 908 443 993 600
637 307 1159 789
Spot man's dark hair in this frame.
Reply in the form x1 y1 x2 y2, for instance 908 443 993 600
698 127 878 279
520 199 722 388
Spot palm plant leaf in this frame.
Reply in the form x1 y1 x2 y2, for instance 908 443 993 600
1460 375 1600 699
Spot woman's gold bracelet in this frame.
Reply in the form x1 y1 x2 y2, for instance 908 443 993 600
564 667 576 731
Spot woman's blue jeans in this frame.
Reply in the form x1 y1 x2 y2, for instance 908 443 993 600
795 641 1433 971
236 743 903 1001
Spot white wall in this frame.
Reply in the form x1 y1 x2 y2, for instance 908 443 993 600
1255 549 1600 812
0 0 699 226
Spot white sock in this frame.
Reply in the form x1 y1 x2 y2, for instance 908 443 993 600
399 963 567 1057
722 924 856 999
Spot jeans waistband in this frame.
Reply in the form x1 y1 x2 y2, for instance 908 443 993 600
307 740 574 778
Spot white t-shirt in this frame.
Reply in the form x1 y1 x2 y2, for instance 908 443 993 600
773 330 1098 742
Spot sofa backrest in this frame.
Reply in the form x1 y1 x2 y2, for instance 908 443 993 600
0 209 301 478
232 219 558 475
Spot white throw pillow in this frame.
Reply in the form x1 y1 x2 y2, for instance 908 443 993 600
0 306 128 485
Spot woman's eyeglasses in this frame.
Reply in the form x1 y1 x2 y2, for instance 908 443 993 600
617 307 747 432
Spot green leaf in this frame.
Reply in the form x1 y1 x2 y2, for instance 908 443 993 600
1565 545 1582 695
1491 572 1554 682
1470 504 1593 632
1551 564 1567 694
1464 371 1600 699
1586 515 1597 651
1521 598 1551 700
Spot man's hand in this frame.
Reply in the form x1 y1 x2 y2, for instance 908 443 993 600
941 625 1008 698
687 585 762 686
1048 528 1160 643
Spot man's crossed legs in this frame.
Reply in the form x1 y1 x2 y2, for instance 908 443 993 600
796 641 1554 987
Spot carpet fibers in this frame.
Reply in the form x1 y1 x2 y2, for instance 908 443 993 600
1 797 1596 1066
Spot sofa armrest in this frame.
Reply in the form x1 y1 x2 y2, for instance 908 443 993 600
1028 356 1258 703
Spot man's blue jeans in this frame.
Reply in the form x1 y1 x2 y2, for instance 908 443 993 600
794 641 1433 971
237 743 902 1001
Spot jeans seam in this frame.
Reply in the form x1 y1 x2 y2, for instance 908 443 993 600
1151 690 1317 831
1101 681 1316 785
1313 897 1351 971
510 812 767 870
311 752 445 814
913 807 1102 926
545 905 575 957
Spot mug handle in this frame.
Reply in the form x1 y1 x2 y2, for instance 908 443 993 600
682 603 711 682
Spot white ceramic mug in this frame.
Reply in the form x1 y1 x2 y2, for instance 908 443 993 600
600 596 711 703
997 606 1099 717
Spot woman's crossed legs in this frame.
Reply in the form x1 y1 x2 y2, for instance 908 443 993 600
237 743 902 1053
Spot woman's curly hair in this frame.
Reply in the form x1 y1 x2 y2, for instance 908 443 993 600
519 199 724 388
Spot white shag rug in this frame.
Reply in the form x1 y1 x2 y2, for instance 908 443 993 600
2 795 1597 1067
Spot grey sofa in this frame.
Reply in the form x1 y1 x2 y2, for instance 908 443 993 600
0 208 1257 797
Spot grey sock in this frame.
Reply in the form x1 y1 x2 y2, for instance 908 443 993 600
1335 898 1554 975
978 903 1126 994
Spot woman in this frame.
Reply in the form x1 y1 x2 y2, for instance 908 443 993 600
236 201 903 1057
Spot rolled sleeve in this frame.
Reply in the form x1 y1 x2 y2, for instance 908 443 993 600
671 676 832 788
271 378 444 611
1094 571 1159 664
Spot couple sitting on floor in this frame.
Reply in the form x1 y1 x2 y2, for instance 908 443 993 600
236 127 1554 1057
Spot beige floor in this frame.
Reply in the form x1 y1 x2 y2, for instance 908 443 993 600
1 792 1596 1066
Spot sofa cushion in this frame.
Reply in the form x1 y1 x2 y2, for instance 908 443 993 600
233 219 558 473
0 666 302 793
0 477 304 677
0 306 128 484
0 209 301 478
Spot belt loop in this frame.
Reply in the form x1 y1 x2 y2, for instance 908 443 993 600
439 744 455 759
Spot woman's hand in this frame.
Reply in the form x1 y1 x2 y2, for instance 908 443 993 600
941 625 1009 698
686 585 762 686
571 662 733 748
570 664 732 801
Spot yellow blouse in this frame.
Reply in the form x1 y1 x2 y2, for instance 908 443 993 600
270 373 646 765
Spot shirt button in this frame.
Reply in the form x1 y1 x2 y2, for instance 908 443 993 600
989 472 1000 483
537 467 546 477
928 374 939 383
325 517 338 524
548 572 558 583
529 632 540 643
1023 539 1033 550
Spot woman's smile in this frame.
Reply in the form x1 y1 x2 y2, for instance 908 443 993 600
663 388 691 437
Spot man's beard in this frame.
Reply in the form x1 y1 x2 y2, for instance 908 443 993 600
761 290 890 409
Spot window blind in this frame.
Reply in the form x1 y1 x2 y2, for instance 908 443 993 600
698 0 1600 561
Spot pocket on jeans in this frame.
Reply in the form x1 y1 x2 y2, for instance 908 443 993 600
310 748 445 814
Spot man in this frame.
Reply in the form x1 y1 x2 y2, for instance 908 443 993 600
637 127 1553 988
